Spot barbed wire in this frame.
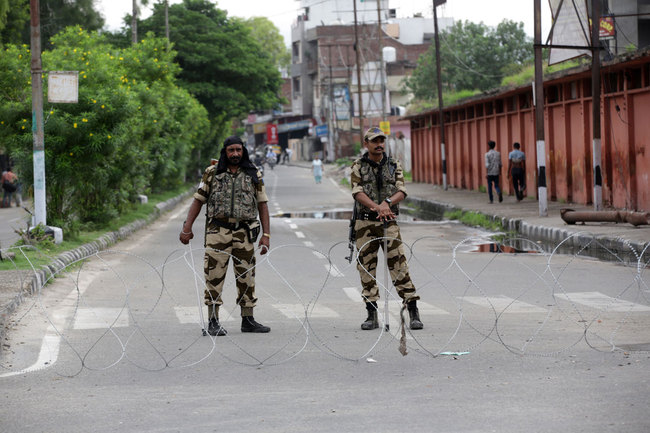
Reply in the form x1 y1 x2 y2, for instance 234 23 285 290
0 232 648 377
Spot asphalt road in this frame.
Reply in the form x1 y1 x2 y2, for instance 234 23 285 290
1 164 649 432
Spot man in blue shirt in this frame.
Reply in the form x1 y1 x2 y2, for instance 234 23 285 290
508 142 526 202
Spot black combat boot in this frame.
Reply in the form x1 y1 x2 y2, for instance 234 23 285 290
241 316 271 333
361 301 379 330
407 300 424 330
206 305 227 336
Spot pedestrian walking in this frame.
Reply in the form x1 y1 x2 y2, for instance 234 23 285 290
350 126 423 331
1 167 18 208
311 156 323 184
180 136 271 336
485 140 503 203
508 142 526 202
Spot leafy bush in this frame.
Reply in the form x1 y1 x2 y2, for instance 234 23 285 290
0 27 209 229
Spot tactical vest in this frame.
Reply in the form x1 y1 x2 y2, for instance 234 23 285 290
206 169 258 221
355 157 399 214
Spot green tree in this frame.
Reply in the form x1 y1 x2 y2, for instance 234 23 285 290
0 0 104 45
0 0 29 45
406 19 532 101
0 27 209 226
139 0 283 122
241 16 290 72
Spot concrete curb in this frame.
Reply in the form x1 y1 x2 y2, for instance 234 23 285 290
0 189 193 343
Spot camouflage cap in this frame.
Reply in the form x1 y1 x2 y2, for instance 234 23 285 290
364 126 386 141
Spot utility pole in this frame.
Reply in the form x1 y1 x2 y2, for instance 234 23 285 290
534 0 548 217
328 45 337 159
165 0 170 51
29 0 47 226
376 0 386 124
591 0 603 210
353 0 365 139
131 0 138 44
433 0 447 190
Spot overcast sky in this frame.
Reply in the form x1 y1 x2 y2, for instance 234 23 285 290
97 0 553 46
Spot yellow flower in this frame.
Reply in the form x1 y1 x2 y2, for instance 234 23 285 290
83 75 87 79
101 105 105 109
153 120 157 123
82 118 88 122
74 123 77 128
21 126 25 129
107 135 112 139
1 121 4 125
89 133 93 137
49 110 54 114
70 152 73 156
119 57 124 61
22 119 27 122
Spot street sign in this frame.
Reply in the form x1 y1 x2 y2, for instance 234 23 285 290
379 121 390 136
314 124 328 137
48 71 78 103
266 124 279 145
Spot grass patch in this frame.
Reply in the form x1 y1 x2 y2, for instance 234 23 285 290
444 209 504 232
404 171 412 182
0 184 193 271
340 178 351 188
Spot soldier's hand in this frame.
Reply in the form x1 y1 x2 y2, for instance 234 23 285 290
258 234 270 255
179 229 193 244
376 201 395 222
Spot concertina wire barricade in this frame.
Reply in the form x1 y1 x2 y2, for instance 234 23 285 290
0 231 648 377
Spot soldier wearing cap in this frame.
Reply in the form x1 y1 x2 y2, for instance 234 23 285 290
350 127 423 331
180 136 271 336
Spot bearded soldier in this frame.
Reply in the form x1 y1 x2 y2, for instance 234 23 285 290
350 127 423 331
180 136 271 336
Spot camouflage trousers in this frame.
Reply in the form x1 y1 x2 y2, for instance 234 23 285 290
354 220 419 304
204 224 257 317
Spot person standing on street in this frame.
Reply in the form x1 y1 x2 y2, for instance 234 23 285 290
1 167 18 208
508 142 526 202
485 140 503 204
180 136 271 336
311 156 323 184
350 126 423 331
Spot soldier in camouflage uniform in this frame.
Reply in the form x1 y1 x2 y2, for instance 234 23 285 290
351 127 423 331
180 136 271 336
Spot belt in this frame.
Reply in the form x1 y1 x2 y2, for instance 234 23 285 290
211 218 255 230
358 211 399 221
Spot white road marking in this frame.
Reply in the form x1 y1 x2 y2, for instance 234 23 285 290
73 308 129 329
295 231 305 238
460 296 549 313
312 250 326 259
273 303 339 319
303 241 314 248
342 287 448 314
0 327 61 378
289 223 298 229
324 263 344 277
554 292 650 312
174 306 235 323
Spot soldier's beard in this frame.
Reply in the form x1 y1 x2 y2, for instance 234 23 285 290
227 156 241 165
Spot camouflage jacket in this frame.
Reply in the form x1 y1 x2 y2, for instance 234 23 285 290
194 165 268 221
350 153 407 215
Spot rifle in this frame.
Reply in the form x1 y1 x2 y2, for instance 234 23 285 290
345 205 358 263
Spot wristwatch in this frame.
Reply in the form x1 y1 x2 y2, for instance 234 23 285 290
384 198 392 204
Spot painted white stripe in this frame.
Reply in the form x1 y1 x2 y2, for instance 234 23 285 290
460 296 548 313
289 223 298 229
174 306 235 324
555 292 650 312
295 231 305 238
73 308 129 330
342 288 448 315
343 287 361 301
284 219 292 224
303 241 315 248
0 327 60 378
312 250 326 259
273 303 339 319
324 263 344 277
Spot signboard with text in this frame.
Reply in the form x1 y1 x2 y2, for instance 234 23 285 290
48 71 78 103
266 124 279 145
